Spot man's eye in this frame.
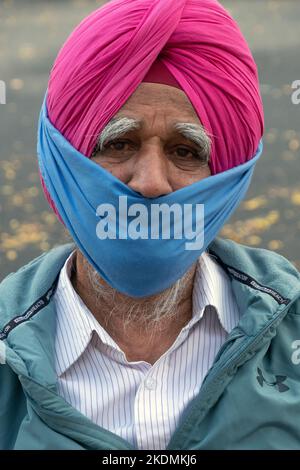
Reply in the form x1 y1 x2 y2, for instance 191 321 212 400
174 147 199 159
104 140 129 151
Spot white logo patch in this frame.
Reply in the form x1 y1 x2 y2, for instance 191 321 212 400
291 340 300 365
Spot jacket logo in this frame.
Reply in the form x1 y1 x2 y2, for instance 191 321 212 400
256 367 289 393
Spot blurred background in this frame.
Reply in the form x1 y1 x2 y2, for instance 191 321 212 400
0 0 300 281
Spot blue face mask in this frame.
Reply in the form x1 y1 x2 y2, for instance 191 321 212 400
38 96 263 297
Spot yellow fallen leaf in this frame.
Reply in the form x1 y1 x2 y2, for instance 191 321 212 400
243 196 268 211
291 191 300 206
268 240 283 250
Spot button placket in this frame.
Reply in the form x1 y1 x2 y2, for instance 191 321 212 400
145 377 157 390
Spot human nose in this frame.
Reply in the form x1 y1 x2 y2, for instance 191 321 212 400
127 143 173 198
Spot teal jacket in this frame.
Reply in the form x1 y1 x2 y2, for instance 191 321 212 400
1 238 300 450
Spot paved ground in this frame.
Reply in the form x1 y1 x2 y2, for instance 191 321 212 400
0 0 300 280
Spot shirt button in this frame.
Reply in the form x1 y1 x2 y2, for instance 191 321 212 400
145 377 157 390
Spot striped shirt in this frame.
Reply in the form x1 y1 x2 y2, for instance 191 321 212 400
54 251 240 450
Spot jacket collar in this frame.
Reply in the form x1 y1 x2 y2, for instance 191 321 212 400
208 238 300 336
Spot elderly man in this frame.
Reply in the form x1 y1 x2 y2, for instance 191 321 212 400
1 0 300 451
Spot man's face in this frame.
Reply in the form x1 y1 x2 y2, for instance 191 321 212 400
92 83 211 195
75 83 210 329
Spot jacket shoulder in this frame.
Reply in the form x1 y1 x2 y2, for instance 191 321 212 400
0 244 74 327
209 238 300 306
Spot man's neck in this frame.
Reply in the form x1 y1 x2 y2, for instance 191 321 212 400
70 251 197 365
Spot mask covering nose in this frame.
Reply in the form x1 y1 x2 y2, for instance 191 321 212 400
38 94 263 298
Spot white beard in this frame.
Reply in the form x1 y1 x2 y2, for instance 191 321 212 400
82 256 197 338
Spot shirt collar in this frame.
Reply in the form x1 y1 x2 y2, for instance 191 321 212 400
55 251 127 376
54 251 92 376
192 251 240 333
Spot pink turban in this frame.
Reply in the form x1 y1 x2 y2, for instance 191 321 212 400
42 0 264 213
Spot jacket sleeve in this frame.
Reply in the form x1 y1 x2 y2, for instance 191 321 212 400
0 363 27 449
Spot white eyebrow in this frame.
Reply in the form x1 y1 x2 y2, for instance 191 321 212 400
91 117 142 156
174 122 211 162
91 116 211 162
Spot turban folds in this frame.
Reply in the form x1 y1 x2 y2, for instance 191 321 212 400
43 0 264 213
